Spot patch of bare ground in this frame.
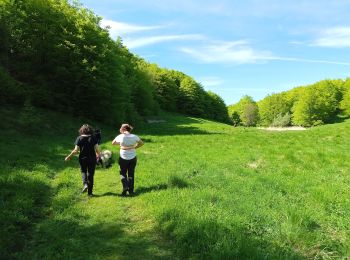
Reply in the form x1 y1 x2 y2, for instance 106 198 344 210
258 126 307 131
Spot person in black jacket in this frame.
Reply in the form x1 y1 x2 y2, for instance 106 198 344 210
65 124 101 196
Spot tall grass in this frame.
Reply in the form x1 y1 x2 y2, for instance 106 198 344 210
1 106 349 259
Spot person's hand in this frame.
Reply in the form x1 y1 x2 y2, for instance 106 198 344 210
65 156 71 161
121 145 134 150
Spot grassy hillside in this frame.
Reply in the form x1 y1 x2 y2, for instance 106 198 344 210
1 105 349 259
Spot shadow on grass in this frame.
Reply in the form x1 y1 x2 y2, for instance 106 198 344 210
168 175 189 189
137 115 227 136
98 191 119 197
158 209 304 259
139 125 224 136
0 132 83 257
134 176 190 197
20 218 174 259
134 184 169 196
0 111 92 258
0 167 55 259
0 140 77 258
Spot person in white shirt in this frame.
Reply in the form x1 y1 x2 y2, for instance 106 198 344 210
112 124 144 196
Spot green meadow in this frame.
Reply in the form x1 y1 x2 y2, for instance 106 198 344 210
1 106 349 259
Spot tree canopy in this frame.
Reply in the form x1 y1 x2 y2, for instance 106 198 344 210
0 0 229 124
228 78 349 127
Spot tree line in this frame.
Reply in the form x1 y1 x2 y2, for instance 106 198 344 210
0 0 229 125
228 78 350 127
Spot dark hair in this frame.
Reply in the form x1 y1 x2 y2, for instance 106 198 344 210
120 123 133 133
79 124 93 135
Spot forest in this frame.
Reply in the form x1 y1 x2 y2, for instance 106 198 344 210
228 78 350 127
0 0 229 125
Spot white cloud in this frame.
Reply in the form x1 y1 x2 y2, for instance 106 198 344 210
179 41 273 64
124 34 205 48
311 27 350 48
179 40 350 65
100 19 163 38
197 77 224 87
100 18 205 49
268 56 350 66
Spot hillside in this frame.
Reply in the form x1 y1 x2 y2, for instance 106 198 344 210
1 105 350 259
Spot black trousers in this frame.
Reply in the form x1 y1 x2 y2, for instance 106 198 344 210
118 157 137 192
79 158 96 195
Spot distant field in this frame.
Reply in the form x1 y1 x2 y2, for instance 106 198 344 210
1 106 349 259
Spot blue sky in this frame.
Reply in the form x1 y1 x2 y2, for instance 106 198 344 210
79 0 350 105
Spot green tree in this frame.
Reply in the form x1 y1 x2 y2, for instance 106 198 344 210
340 78 350 116
204 91 229 122
241 103 259 126
146 64 178 112
292 80 340 126
230 111 241 126
0 0 134 123
178 76 205 116
228 95 259 126
258 92 291 126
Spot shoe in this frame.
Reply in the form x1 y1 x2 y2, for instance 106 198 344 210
128 190 134 196
82 184 88 193
88 193 93 197
121 190 127 196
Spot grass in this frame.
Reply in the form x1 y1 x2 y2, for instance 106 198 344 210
1 105 349 259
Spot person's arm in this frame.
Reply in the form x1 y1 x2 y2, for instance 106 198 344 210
113 135 133 149
112 140 120 145
65 145 79 161
112 136 120 145
95 144 101 158
135 139 144 149
120 145 135 150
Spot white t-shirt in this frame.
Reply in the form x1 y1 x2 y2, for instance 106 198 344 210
113 133 140 160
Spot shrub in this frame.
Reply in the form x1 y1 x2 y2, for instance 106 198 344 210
270 112 291 127
231 111 241 126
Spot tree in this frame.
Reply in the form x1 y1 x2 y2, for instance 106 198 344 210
231 111 240 126
178 76 205 116
292 80 340 126
340 78 350 116
228 95 259 126
241 103 259 126
145 65 178 112
258 92 291 126
204 91 229 122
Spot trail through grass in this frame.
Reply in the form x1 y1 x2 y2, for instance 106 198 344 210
1 106 350 259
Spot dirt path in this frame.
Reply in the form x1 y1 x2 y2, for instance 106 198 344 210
258 126 307 131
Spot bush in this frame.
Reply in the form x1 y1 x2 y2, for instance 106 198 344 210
270 112 291 127
231 111 241 126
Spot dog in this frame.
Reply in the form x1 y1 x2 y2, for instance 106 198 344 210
97 150 113 168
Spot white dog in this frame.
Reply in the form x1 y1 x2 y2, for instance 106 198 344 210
98 150 113 168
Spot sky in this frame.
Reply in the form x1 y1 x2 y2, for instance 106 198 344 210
79 0 350 105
